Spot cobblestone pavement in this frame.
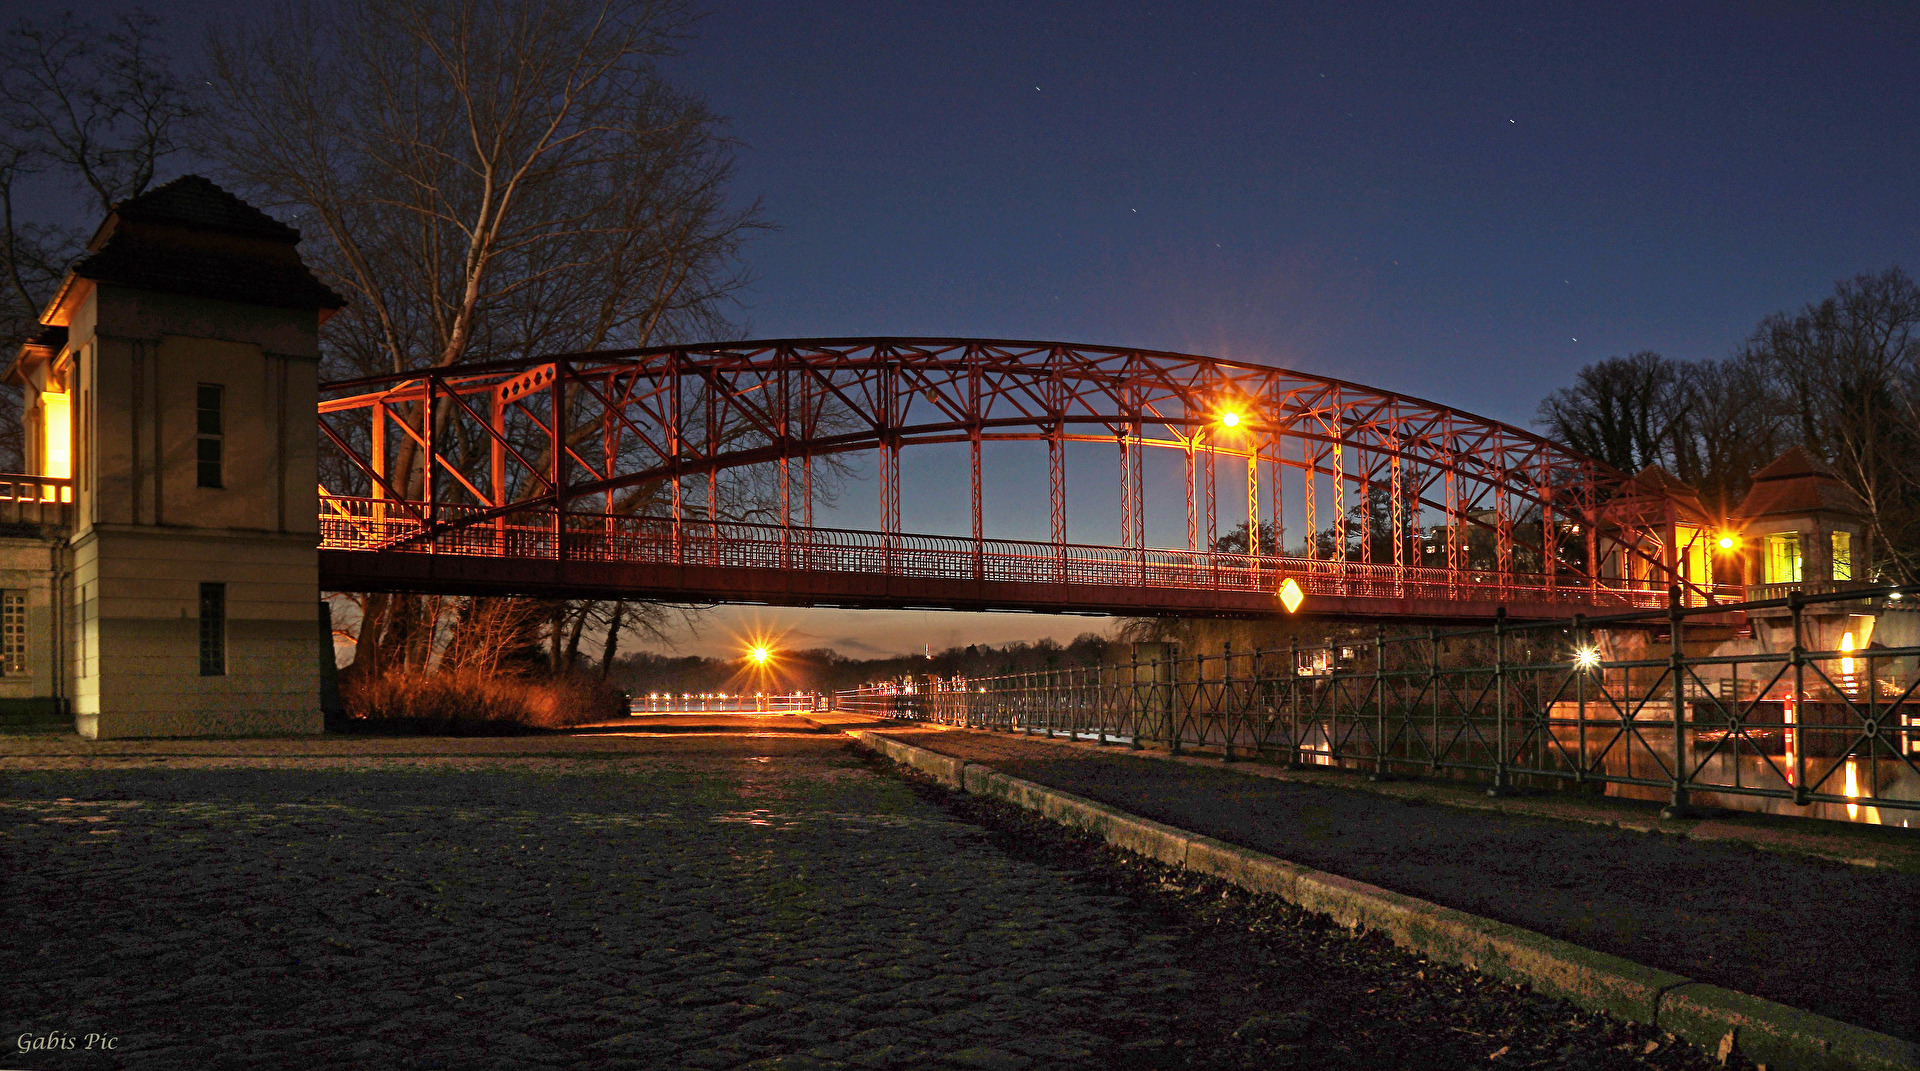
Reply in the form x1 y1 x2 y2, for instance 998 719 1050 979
4 735 1729 1069
884 728 1920 1043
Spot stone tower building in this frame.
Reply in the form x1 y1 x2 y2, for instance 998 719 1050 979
4 175 343 737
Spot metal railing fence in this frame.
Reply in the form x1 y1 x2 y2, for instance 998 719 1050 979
319 495 1707 610
836 585 1920 820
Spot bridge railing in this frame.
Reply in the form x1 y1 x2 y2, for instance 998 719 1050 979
836 583 1920 823
319 496 1689 609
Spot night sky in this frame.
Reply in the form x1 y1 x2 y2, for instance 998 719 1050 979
13 1 1920 660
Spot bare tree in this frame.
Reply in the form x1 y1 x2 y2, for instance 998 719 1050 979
1536 351 1688 477
0 9 195 469
1742 267 1920 581
203 0 773 675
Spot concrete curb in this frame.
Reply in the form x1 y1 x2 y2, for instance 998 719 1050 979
847 731 1918 1071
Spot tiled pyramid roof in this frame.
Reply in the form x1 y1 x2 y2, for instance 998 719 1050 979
67 175 343 312
1734 446 1865 519
106 174 302 243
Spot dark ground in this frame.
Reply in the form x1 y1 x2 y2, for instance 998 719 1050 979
2 733 1739 1069
887 728 1920 1044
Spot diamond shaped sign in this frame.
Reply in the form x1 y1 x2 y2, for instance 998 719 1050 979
1277 577 1305 614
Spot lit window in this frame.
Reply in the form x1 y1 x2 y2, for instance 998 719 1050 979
40 390 71 480
196 384 223 489
1831 531 1852 582
1764 532 1802 585
1 591 25 676
199 583 226 676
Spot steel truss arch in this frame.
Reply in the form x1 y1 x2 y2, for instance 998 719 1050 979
316 338 1715 619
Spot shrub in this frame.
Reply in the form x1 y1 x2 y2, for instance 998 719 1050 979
339 667 624 733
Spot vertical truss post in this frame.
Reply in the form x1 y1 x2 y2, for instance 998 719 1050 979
801 364 814 551
1271 436 1284 560
1413 467 1427 573
778 351 792 571
669 356 684 565
370 400 387 523
1204 440 1217 588
970 429 983 581
1121 426 1136 548
1445 467 1460 596
1390 452 1404 595
490 388 506 550
1539 457 1557 594
550 362 566 562
1185 441 1197 554
1048 430 1065 581
1332 443 1346 564
1496 479 1513 596
1247 442 1260 581
423 377 437 544
1359 461 1372 566
705 365 719 563
1118 432 1132 552
1303 444 1317 562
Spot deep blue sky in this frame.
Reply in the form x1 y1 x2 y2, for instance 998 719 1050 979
666 2 1920 657
13 1 1920 658
672 2 1920 431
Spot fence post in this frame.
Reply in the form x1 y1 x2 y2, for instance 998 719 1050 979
1166 647 1182 755
1488 607 1513 795
1221 639 1236 762
1573 613 1589 786
1790 590 1807 806
1287 635 1302 767
1129 646 1144 749
1661 587 1700 818
1371 623 1392 780
1428 627 1441 776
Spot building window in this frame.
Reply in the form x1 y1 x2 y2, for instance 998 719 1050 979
196 384 223 489
199 582 226 676
1831 531 1852 582
1 591 25 676
1764 532 1801 585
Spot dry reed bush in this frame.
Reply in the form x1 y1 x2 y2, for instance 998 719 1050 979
340 668 623 733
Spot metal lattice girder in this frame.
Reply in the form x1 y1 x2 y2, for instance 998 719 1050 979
316 337 1708 615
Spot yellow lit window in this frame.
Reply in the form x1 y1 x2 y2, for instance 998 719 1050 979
1831 531 1852 581
40 390 70 479
1764 532 1801 585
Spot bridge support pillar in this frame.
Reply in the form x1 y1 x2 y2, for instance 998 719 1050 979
13 177 342 738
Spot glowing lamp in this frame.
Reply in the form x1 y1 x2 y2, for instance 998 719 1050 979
1573 647 1602 670
1277 577 1305 613
1219 410 1241 429
1717 535 1737 550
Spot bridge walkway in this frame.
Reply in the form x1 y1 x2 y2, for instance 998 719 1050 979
872 724 1918 1045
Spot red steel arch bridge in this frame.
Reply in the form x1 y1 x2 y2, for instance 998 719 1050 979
315 338 1724 620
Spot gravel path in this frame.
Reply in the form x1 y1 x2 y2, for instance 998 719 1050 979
4 735 1737 1068
886 729 1920 1043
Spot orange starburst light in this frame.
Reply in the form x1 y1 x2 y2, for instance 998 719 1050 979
1277 577 1305 613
